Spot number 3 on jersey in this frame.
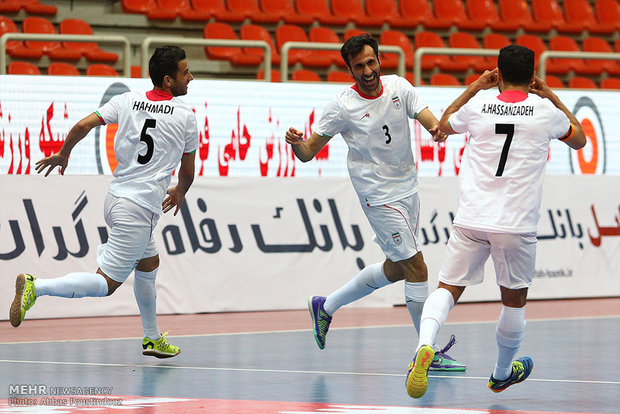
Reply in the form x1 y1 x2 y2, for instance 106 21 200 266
382 124 392 144
138 119 156 164
495 123 514 176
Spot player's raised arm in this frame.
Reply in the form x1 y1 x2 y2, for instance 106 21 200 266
285 127 331 162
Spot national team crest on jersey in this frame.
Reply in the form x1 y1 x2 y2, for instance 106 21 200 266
392 96 401 109
392 232 402 245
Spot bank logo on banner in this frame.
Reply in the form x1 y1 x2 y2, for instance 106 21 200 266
571 96 606 175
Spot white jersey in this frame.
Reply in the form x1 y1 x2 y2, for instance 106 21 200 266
315 75 427 206
448 89 573 233
96 90 199 214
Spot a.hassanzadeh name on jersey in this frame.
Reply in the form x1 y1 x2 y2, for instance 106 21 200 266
480 103 534 116
132 100 175 115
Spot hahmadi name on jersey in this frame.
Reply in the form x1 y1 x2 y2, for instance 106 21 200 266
132 100 175 114
480 103 534 116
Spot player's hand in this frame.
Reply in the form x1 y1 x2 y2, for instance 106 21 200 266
35 153 69 177
162 187 185 216
473 68 499 90
529 75 554 99
285 127 304 145
429 124 448 143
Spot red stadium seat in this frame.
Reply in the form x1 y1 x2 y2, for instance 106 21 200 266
564 0 615 34
365 0 411 28
131 65 142 78
379 30 414 70
308 27 342 66
0 16 43 59
0 0 22 13
121 0 156 14
240 24 280 65
466 0 519 31
295 0 348 25
595 0 620 31
22 16 82 61
482 33 510 67
291 69 321 82
600 77 620 89
544 74 565 88
449 32 490 72
147 0 188 20
330 0 384 26
177 0 211 20
86 64 118 76
465 73 482 85
257 68 281 82
515 34 548 71
414 31 469 72
582 36 620 75
203 22 263 66
327 70 353 83
7 61 40 75
568 76 598 89
225 0 280 23
275 24 331 67
430 73 461 86
343 29 365 41
531 0 583 33
549 36 600 75
400 0 452 29
434 0 487 30
258 0 313 24
21 0 57 14
187 0 246 22
497 0 552 32
47 62 80 76
59 19 118 62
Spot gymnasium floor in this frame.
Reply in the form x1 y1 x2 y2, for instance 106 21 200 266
0 298 619 413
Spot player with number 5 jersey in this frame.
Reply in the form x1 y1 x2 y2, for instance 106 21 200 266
10 46 199 359
286 33 466 373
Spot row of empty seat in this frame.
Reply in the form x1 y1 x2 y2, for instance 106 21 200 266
116 0 620 35
7 61 119 76
0 0 56 15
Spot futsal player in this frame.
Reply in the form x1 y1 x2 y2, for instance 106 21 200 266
406 44 586 398
286 33 465 371
10 46 199 359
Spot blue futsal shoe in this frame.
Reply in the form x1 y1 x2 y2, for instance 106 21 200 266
308 296 332 349
488 357 534 392
429 334 466 371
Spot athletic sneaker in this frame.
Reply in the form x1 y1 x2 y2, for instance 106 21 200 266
429 334 466 371
142 331 181 358
308 296 332 350
10 274 37 327
488 357 533 392
406 344 435 398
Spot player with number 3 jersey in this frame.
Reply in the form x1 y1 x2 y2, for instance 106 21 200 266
10 46 198 359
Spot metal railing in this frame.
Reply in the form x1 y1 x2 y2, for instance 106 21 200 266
280 42 406 81
414 47 500 86
140 36 271 81
0 33 131 76
538 51 620 79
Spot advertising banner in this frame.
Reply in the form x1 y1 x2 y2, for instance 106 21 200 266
1 175 618 320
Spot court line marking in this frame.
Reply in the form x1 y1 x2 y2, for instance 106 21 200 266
0 358 619 386
1 314 618 345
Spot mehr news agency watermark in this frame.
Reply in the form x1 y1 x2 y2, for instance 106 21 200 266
8 384 122 407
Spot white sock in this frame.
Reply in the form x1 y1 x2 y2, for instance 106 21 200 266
324 263 391 315
134 269 160 340
494 305 526 380
405 281 429 335
416 288 455 352
34 272 108 298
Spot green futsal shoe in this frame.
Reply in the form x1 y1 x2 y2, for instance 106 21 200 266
10 274 37 327
142 331 181 358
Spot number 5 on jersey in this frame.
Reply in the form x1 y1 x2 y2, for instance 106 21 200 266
138 119 156 164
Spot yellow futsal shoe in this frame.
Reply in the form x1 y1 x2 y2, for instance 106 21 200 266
142 331 181 358
406 345 435 398
10 274 37 327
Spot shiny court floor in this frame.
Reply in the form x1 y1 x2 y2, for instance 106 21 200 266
0 301 619 414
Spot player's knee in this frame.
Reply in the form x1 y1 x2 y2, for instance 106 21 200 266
105 277 122 296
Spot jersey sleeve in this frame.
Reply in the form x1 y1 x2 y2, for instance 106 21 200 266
315 98 346 138
399 76 427 119
544 101 572 140
95 93 125 125
184 111 199 153
448 101 471 134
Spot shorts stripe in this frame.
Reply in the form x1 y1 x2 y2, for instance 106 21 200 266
382 203 418 251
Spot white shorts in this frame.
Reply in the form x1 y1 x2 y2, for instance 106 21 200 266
97 193 159 283
362 193 421 262
438 226 537 289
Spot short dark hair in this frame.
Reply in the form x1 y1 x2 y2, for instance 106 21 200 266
498 44 535 85
149 46 186 87
340 33 379 68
